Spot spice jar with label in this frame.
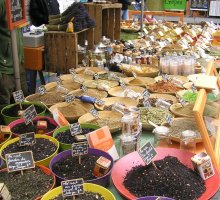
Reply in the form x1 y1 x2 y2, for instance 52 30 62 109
120 134 138 157
180 130 197 153
153 126 170 147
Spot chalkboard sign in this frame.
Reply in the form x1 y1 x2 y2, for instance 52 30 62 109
23 105 37 125
72 142 88 157
70 123 82 136
6 0 27 30
61 178 84 197
19 132 36 146
65 94 75 103
138 142 157 165
5 151 35 172
13 90 24 103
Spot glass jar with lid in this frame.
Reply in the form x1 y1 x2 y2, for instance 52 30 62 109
153 126 170 147
180 130 197 153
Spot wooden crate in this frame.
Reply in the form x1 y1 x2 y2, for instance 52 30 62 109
85 3 122 44
44 28 94 73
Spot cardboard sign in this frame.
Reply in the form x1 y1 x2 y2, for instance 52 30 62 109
19 132 36 146
6 151 35 172
65 94 75 103
72 142 88 157
6 0 27 30
23 105 37 125
13 90 24 103
138 142 157 165
38 85 46 95
70 123 82 136
61 178 84 197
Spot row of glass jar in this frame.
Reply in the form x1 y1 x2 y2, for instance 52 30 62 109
160 55 196 76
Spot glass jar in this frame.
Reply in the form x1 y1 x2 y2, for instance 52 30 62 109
153 126 170 147
120 135 138 157
180 130 197 153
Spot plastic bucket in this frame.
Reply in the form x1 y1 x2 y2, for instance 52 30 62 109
8 116 58 138
0 134 59 167
42 183 116 200
49 148 114 187
53 123 100 151
0 165 56 200
0 131 12 149
1 102 46 125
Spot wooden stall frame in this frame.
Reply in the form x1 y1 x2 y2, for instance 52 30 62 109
193 89 220 173
206 60 220 88
128 10 184 23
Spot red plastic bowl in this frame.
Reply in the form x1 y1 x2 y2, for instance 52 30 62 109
112 148 220 200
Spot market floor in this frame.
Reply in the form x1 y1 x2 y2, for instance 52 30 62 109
212 189 220 199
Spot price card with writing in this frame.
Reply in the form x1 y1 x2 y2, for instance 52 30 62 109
65 94 75 103
82 59 87 67
80 85 88 93
6 151 35 172
69 68 76 75
56 76 62 85
191 83 197 92
13 90 24 103
143 99 151 108
70 123 82 136
72 142 88 157
90 108 99 118
19 132 36 146
93 73 99 80
95 99 105 106
162 74 170 81
143 89 150 100
23 105 37 125
138 142 157 165
178 96 186 107
61 178 84 197
165 114 172 125
119 80 126 90
38 85 46 95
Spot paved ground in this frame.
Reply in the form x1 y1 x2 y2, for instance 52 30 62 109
212 189 220 200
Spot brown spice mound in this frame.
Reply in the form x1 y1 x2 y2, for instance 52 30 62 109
58 102 91 118
148 81 182 93
27 92 64 105
72 89 107 99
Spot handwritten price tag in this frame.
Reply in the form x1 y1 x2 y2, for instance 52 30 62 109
138 142 157 165
69 68 76 75
13 90 24 103
23 105 37 125
70 123 82 136
90 108 99 118
80 85 88 93
72 142 88 157
56 76 62 85
61 178 84 197
95 99 105 106
65 95 75 103
38 85 46 95
119 80 126 90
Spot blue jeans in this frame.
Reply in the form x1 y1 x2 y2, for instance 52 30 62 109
121 9 129 20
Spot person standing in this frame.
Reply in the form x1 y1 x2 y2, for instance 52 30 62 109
29 0 60 27
0 0 28 109
119 0 131 20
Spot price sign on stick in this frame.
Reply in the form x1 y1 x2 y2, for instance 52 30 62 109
93 73 99 80
119 80 126 90
132 72 137 79
72 142 88 157
61 178 84 198
38 85 46 95
165 114 172 125
178 96 186 107
191 83 197 93
143 89 150 100
143 99 151 108
19 132 36 146
65 94 75 103
95 99 105 106
70 123 82 136
23 105 37 125
69 68 76 75
80 85 88 93
162 74 170 81
6 151 35 172
56 76 62 85
13 90 24 103
138 142 157 165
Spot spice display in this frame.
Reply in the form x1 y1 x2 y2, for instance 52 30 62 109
0 167 54 200
70 88 107 99
87 118 121 131
148 81 182 93
2 138 57 162
182 91 217 103
50 192 105 200
169 118 201 141
26 92 65 106
123 156 206 199
140 107 172 128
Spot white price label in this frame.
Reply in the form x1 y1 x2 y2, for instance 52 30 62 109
38 85 46 95
13 90 25 103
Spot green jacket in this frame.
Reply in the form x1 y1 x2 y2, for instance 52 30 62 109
0 0 24 75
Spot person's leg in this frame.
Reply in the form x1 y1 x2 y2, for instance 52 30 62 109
124 9 129 20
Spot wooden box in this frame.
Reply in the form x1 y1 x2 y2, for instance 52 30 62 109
84 3 122 44
44 28 94 73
